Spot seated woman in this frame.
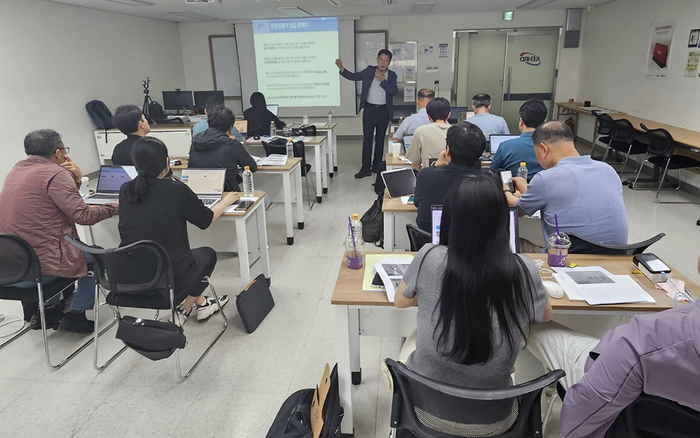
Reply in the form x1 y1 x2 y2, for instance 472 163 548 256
243 91 285 137
118 137 240 323
393 172 552 432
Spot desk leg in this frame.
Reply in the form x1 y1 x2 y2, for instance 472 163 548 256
321 140 329 195
256 203 271 280
332 129 338 172
295 164 305 230
336 305 355 438
328 133 335 179
314 144 323 203
236 217 251 286
282 171 294 245
349 307 361 384
384 211 394 251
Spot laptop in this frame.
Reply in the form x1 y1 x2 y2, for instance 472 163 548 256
403 135 414 153
179 168 226 208
267 104 279 116
489 134 520 155
84 166 137 204
381 168 416 198
431 205 520 252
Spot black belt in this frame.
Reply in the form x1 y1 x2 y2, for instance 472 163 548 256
365 103 387 108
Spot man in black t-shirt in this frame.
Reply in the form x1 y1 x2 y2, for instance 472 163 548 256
414 122 486 232
111 105 150 165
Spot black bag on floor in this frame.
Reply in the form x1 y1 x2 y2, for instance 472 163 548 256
360 194 384 247
115 315 186 361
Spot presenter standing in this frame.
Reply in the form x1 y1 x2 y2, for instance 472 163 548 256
336 49 398 178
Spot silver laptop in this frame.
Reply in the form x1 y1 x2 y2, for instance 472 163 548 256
180 168 226 208
381 167 416 198
431 205 520 252
489 134 520 155
84 166 137 204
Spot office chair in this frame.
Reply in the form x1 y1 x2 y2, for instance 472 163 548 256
601 118 647 178
65 237 227 380
406 224 432 252
385 358 565 438
605 393 700 438
262 139 316 209
568 233 665 255
591 111 616 159
0 234 102 369
631 124 700 203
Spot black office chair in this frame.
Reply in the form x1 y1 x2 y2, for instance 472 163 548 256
601 118 648 178
406 224 432 252
568 233 665 255
591 111 616 159
631 124 700 203
605 393 700 438
385 358 565 438
65 237 227 380
0 234 97 369
262 139 316 209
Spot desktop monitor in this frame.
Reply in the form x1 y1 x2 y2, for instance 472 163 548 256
267 104 279 116
489 134 520 155
391 105 415 123
431 205 519 252
193 90 224 114
162 90 194 112
448 106 473 124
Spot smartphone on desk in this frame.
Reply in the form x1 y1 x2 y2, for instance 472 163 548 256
234 201 254 212
500 170 514 193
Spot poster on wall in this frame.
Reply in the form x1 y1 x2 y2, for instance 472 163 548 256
686 51 700 78
688 29 700 48
645 20 675 79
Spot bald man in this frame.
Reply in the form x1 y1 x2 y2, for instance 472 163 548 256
392 88 434 152
505 121 628 247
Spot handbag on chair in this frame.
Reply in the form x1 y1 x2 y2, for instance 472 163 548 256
116 315 186 361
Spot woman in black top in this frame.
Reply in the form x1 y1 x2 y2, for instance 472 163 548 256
243 92 285 137
119 137 239 323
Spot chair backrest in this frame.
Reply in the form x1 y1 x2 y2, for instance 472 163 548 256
302 125 316 136
594 112 616 136
386 359 564 438
0 234 42 285
610 118 636 144
606 393 700 438
568 233 665 255
641 123 675 158
406 224 432 252
262 140 309 176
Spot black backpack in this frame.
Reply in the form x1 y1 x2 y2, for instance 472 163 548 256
85 100 115 129
360 194 384 247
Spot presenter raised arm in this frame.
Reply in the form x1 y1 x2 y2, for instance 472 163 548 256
336 49 398 178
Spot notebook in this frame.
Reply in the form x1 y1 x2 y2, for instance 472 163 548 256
381 168 416 198
84 166 137 204
179 168 226 208
431 206 520 252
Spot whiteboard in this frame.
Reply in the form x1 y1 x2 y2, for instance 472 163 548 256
355 31 387 95
209 35 242 97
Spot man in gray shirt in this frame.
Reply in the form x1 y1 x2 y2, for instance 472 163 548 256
468 93 510 139
505 121 628 247
392 88 434 152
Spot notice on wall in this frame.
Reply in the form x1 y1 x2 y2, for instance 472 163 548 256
419 44 434 55
645 20 675 79
404 85 415 102
438 43 449 58
686 51 700 78
688 29 700 48
404 66 415 81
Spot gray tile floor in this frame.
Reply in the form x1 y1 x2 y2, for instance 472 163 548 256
0 139 699 437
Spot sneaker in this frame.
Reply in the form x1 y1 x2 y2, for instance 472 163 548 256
29 308 63 330
196 295 229 322
171 306 192 327
58 312 94 334
354 168 372 179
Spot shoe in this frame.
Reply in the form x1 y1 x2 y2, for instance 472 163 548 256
29 308 63 330
354 168 372 179
58 312 94 334
172 305 192 327
196 295 230 322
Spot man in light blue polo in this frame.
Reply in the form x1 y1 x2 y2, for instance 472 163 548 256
467 93 509 139
490 98 546 178
392 88 434 153
192 96 243 142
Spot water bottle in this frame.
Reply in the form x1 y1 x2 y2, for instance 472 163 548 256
517 162 528 180
345 213 365 270
270 122 276 137
286 138 294 160
243 166 254 196
327 110 332 126
282 125 290 137
303 111 309 125
79 177 89 196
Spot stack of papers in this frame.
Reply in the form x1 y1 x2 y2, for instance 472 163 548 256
256 154 288 166
552 266 656 305
362 254 414 302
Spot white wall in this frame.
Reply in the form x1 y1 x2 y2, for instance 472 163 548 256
0 0 185 181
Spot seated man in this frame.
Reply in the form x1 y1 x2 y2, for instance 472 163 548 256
527 257 700 438
414 121 486 232
467 93 510 139
0 130 118 332
188 105 257 192
111 104 150 165
506 121 628 246
490 99 546 178
392 88 434 152
407 97 451 170
193 96 243 142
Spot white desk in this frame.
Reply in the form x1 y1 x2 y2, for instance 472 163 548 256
382 191 415 252
313 122 338 178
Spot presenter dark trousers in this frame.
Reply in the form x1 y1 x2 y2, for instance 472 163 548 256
357 103 390 178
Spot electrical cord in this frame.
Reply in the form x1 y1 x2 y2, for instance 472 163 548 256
661 272 695 307
0 313 26 338
534 258 554 280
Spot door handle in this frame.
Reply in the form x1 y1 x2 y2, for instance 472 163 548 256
506 67 512 101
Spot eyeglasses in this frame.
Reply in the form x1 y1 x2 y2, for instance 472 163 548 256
57 147 70 154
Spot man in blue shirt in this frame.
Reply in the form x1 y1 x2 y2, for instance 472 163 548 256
336 49 399 178
505 121 628 247
490 99 547 178
192 96 243 142
467 93 510 139
392 88 434 153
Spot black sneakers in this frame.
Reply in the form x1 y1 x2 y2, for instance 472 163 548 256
354 168 372 178
58 312 94 333
29 308 63 330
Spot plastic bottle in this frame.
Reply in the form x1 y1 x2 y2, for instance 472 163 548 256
303 111 309 125
286 138 294 160
243 166 254 196
517 162 528 180
270 121 276 137
79 177 89 196
345 213 365 270
327 110 333 126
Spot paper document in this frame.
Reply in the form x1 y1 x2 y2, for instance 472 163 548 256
257 154 288 166
375 258 413 303
553 267 654 305
577 106 619 114
362 253 414 292
400 196 414 205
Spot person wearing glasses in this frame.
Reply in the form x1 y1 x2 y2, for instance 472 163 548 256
0 130 118 333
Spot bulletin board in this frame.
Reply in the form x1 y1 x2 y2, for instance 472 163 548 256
355 30 388 95
209 34 242 97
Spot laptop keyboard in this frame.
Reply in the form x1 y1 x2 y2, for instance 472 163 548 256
88 194 119 200
200 198 219 206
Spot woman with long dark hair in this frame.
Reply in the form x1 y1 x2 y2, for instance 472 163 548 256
393 172 552 429
118 137 240 323
243 91 285 137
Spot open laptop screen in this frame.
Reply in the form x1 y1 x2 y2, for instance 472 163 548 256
180 169 226 196
267 104 279 116
381 168 416 198
489 134 520 154
431 206 519 252
96 166 137 193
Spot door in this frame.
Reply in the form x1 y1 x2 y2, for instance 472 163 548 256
466 32 507 115
502 29 560 133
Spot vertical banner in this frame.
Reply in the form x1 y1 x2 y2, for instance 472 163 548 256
645 20 675 79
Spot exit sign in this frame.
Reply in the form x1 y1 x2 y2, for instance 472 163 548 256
503 10 514 21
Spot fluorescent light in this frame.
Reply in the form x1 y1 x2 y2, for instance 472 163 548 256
327 0 340 6
517 0 556 9
167 10 216 20
411 2 434 13
277 7 313 16
105 0 155 5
